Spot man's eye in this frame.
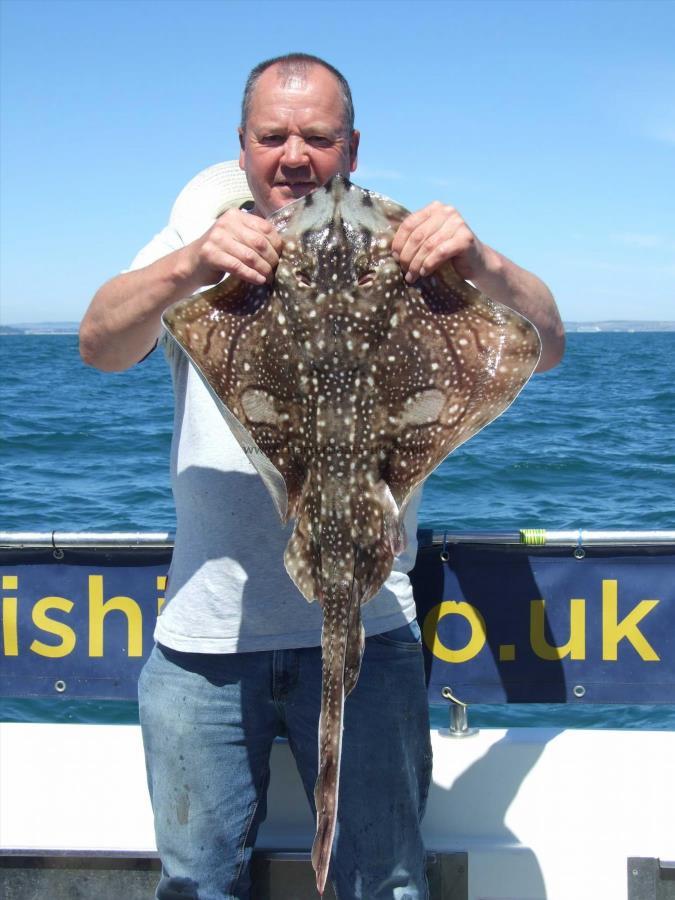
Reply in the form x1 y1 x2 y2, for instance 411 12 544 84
260 135 285 146
307 136 332 148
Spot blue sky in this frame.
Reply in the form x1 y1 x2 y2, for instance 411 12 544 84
1 0 673 324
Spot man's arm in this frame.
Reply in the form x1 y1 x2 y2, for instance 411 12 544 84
391 202 565 372
80 210 282 372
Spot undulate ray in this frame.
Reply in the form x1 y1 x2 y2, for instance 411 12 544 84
162 176 541 894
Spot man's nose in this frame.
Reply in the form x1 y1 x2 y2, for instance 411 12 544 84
281 135 310 167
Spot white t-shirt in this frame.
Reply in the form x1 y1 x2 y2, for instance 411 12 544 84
130 162 421 653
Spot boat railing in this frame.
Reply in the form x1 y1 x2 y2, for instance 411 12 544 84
1 528 674 713
2 528 675 548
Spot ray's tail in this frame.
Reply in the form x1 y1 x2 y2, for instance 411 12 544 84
283 471 404 894
311 581 363 895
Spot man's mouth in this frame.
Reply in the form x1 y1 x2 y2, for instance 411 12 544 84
275 181 316 190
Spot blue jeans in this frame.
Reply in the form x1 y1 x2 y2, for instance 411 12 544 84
138 621 432 900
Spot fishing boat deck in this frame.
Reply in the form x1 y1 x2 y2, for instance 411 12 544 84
1 722 674 899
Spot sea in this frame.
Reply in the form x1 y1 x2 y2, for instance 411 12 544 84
1 332 674 730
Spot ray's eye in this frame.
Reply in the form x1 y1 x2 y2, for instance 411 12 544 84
357 271 376 287
295 270 313 287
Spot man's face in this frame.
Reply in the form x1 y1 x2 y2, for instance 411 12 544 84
239 64 360 218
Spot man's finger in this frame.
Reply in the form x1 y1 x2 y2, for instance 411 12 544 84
201 242 271 285
406 236 460 282
228 238 277 281
203 212 281 281
215 208 283 257
417 237 468 278
238 221 281 270
391 205 436 256
220 249 269 285
244 216 284 254
395 212 449 273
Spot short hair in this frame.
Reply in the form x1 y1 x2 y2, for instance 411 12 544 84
240 53 355 134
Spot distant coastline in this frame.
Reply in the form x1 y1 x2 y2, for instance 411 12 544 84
564 321 675 333
0 322 80 335
1 320 675 336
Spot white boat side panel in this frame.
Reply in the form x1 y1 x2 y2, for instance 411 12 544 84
424 727 675 899
0 723 156 854
1 723 674 900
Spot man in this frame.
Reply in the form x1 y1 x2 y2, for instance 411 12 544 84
81 53 564 900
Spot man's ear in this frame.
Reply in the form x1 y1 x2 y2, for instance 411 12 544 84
238 128 245 170
349 130 360 173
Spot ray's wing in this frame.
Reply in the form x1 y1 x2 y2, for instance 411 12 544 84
162 274 308 522
353 184 541 517
371 191 411 231
372 262 541 511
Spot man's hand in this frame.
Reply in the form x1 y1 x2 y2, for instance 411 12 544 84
391 200 565 373
80 209 284 373
182 208 283 290
391 201 486 283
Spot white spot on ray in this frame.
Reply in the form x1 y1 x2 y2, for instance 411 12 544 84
398 389 446 427
241 389 280 425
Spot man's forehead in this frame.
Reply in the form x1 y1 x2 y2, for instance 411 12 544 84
277 70 307 91
250 63 340 106
263 60 312 88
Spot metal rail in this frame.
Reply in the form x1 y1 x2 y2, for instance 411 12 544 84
430 529 675 547
0 530 674 549
0 532 174 549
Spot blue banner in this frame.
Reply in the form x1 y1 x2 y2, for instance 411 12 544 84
1 538 674 703
411 537 675 703
1 548 167 700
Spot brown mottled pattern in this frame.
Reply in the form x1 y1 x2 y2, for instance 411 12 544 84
162 176 541 893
